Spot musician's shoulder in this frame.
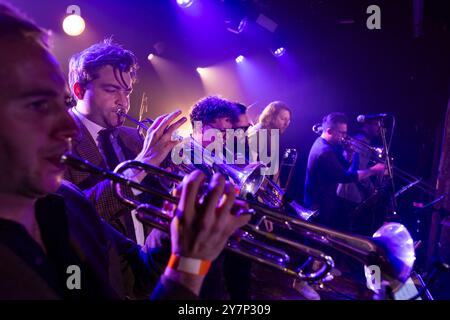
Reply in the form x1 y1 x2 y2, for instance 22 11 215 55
57 179 85 198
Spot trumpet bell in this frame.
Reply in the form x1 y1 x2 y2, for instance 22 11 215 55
366 222 416 293
213 162 266 199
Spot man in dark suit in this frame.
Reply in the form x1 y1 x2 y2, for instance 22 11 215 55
0 3 250 299
65 40 185 242
305 113 385 231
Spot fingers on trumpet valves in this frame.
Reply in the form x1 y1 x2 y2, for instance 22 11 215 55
178 171 252 226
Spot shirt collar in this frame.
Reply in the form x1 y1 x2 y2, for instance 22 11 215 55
72 107 105 140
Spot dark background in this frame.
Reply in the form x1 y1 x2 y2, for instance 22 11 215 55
7 0 450 278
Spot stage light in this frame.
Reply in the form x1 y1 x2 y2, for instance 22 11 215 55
235 55 244 64
272 47 286 57
147 53 154 61
177 0 194 8
256 14 278 33
226 17 248 34
196 67 205 74
63 5 85 36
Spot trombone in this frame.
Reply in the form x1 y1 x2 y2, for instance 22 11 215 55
61 154 416 293
343 135 437 196
312 123 438 198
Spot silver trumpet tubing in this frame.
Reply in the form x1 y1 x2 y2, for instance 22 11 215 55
117 107 152 131
61 154 416 293
117 109 317 221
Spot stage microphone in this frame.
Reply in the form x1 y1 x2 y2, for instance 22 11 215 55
356 113 389 123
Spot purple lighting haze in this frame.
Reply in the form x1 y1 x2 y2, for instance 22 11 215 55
176 0 193 9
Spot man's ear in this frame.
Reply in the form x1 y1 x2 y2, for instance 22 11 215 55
325 127 333 135
73 82 85 100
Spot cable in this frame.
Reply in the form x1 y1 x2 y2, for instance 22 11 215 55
407 262 450 300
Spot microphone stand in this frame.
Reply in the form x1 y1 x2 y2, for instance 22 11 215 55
378 117 398 220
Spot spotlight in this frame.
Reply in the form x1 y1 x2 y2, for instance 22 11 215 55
63 5 85 36
272 47 286 57
226 17 248 34
196 67 205 74
147 53 154 61
177 0 194 8
256 14 278 33
235 55 244 63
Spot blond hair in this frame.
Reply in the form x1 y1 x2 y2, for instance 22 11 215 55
258 101 292 129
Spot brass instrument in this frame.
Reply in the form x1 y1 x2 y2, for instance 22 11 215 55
138 92 149 123
344 136 438 197
61 154 416 293
117 109 317 221
312 123 437 197
118 107 152 132
277 148 298 190
135 92 150 136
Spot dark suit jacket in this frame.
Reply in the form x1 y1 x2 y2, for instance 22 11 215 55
304 137 359 228
65 109 144 239
0 181 197 300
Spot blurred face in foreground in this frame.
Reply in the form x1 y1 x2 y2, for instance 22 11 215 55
0 39 77 198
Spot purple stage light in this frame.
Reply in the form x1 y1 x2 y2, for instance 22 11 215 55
226 17 248 34
176 0 193 9
273 47 286 57
235 55 244 63
237 18 247 33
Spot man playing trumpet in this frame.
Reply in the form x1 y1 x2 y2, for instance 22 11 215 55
66 39 185 243
0 3 249 299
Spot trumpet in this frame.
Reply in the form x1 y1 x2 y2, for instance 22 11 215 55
61 154 416 292
118 107 153 131
117 108 317 221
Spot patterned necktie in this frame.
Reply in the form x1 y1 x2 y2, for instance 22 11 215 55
97 128 120 170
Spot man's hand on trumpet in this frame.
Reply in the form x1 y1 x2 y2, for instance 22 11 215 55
135 109 186 167
163 171 251 296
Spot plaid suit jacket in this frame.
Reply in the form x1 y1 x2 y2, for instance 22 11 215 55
65 109 144 239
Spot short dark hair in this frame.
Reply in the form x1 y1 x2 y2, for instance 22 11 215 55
68 38 138 96
189 96 240 126
0 3 48 48
322 112 348 131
